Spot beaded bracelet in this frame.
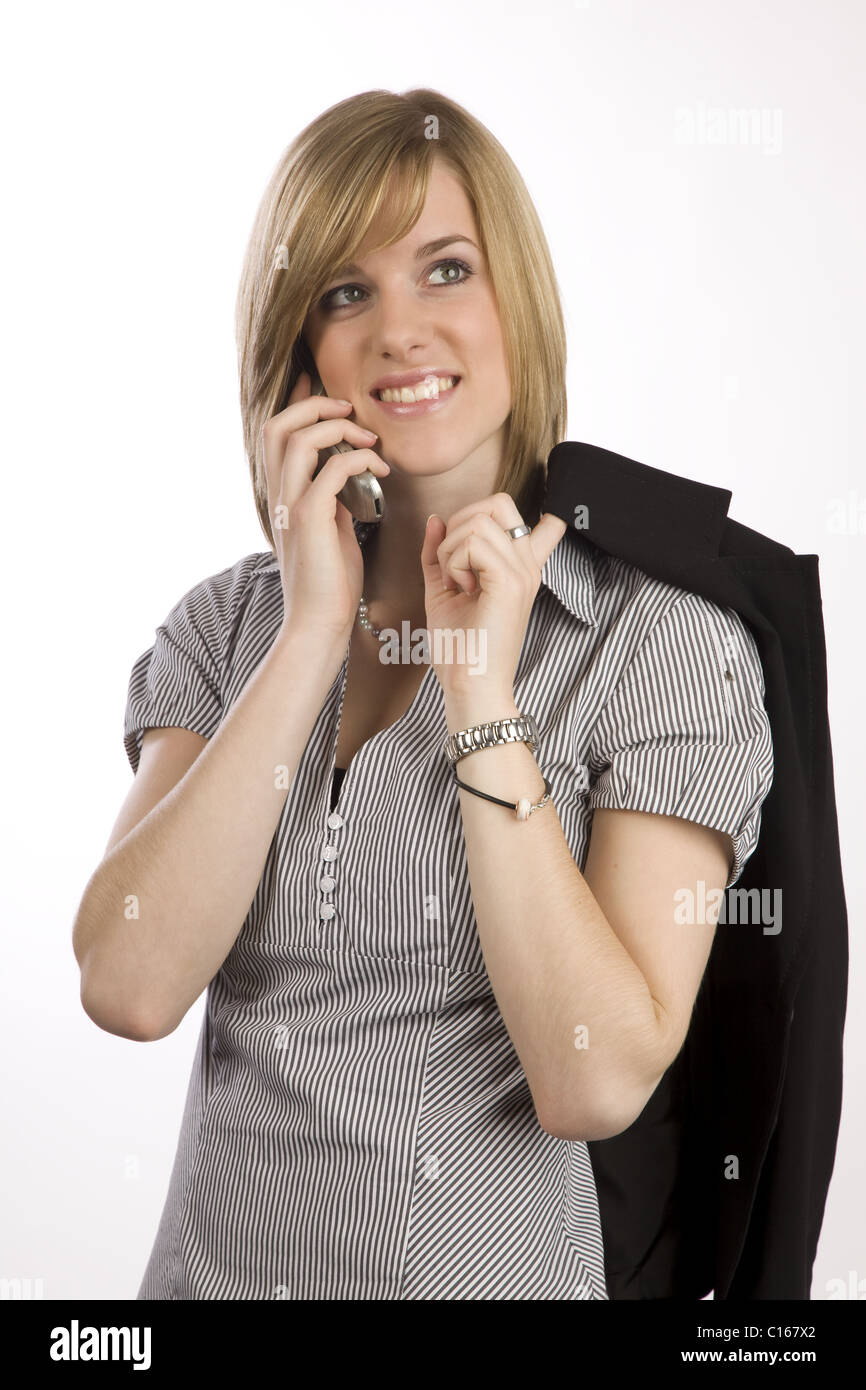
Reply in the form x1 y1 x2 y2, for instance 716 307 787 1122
452 766 552 821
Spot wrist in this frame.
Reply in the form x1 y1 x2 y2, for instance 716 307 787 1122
443 688 521 735
273 621 349 675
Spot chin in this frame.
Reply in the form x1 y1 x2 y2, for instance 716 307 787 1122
379 441 475 476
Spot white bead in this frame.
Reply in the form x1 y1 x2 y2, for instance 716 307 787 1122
516 797 531 821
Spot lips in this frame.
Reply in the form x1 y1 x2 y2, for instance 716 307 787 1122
368 369 461 396
369 376 461 417
372 378 460 403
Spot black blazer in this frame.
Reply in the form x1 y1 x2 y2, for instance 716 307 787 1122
538 442 848 1300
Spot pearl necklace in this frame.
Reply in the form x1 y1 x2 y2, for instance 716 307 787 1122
358 595 422 639
357 595 384 638
356 524 420 639
356 520 384 637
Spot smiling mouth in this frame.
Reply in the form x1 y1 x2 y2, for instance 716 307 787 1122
372 374 460 403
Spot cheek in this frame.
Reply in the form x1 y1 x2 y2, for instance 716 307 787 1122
479 316 510 396
308 326 358 388
462 315 509 397
478 336 511 412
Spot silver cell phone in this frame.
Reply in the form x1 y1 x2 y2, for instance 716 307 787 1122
307 366 385 524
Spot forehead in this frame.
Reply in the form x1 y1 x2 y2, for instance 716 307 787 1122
355 160 477 265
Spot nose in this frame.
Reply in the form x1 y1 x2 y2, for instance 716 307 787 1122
368 281 437 360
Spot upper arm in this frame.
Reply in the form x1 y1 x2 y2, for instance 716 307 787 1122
73 725 209 976
569 590 774 1131
582 805 730 1095
102 725 209 856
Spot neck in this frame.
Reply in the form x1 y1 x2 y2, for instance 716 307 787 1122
358 466 490 620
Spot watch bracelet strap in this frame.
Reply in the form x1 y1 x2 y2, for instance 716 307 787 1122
443 713 539 765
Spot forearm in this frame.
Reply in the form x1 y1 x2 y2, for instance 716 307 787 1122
444 688 666 1141
76 624 347 1039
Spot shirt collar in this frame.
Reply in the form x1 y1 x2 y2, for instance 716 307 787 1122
539 526 599 628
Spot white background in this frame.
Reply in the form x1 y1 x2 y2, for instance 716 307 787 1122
1 0 862 1300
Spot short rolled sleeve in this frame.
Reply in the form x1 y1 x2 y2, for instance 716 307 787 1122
123 577 226 775
587 592 774 889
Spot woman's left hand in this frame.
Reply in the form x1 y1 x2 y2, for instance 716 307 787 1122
420 493 567 698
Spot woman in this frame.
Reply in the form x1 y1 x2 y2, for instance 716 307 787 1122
72 88 773 1300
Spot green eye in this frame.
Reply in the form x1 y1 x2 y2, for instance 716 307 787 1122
319 258 475 311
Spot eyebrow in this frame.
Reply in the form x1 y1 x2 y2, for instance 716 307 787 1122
328 235 480 280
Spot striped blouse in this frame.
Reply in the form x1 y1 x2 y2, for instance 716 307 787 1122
123 516 774 1300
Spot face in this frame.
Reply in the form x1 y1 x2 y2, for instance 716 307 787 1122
302 160 512 482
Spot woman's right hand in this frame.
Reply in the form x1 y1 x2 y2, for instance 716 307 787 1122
262 370 390 644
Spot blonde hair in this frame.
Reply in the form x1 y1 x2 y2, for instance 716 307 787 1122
235 88 568 549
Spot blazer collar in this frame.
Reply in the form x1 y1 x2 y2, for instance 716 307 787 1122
542 441 733 578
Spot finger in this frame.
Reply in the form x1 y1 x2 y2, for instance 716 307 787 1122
439 512 527 589
442 499 567 575
442 490 525 536
421 514 451 592
443 531 518 595
272 447 386 538
438 493 528 589
261 379 354 509
266 415 377 522
529 512 569 569
295 447 390 518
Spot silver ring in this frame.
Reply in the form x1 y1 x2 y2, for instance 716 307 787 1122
506 524 531 540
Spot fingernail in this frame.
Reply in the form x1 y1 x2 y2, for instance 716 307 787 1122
362 428 378 438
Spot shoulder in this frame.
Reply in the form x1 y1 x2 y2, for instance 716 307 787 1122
580 545 766 704
155 550 278 656
169 549 276 609
601 547 758 648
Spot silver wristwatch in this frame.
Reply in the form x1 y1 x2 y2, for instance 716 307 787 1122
443 714 540 765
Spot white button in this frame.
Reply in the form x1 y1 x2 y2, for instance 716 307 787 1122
321 845 337 862
319 902 335 920
319 875 335 892
327 812 344 830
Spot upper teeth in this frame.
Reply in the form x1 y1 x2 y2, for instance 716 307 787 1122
377 375 457 403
